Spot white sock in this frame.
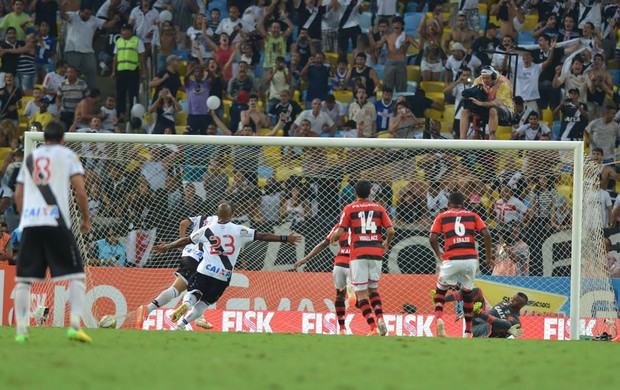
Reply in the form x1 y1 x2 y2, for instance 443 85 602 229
182 290 199 307
147 286 179 313
179 301 208 326
14 282 31 335
69 280 86 330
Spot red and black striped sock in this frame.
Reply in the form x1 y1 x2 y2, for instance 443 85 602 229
335 297 346 327
434 288 447 319
358 299 376 329
462 289 474 333
369 292 384 321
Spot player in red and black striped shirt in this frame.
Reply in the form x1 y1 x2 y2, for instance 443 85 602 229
294 224 354 335
429 191 492 338
331 181 395 336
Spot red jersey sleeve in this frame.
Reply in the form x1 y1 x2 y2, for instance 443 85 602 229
474 213 487 232
326 224 339 241
430 214 443 235
380 206 393 228
338 206 351 230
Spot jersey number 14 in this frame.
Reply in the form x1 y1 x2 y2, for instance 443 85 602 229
358 211 377 234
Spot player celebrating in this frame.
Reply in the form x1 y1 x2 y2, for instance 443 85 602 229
330 180 395 336
294 223 355 335
153 202 302 329
429 191 492 338
14 121 91 343
471 292 527 338
136 214 216 330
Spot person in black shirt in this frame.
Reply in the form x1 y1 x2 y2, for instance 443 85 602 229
0 28 23 75
472 292 528 338
269 89 303 136
472 23 501 66
532 34 570 115
293 0 324 43
149 54 182 102
32 0 59 38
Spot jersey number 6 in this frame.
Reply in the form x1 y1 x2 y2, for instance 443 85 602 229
454 217 466 237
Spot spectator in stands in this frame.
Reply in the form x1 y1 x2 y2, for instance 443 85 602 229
320 0 340 54
490 0 525 41
280 181 311 223
257 9 293 71
587 54 614 119
346 52 379 99
155 20 176 74
207 7 221 35
0 27 22 76
260 178 282 223
228 60 258 129
401 89 444 120
30 96 54 128
444 67 473 138
100 95 118 132
291 28 315 67
203 156 229 213
389 100 422 138
187 13 212 63
96 0 133 23
512 111 551 140
293 0 322 49
32 0 59 40
330 57 349 91
495 186 529 224
302 52 330 106
149 54 182 102
511 96 534 130
184 61 212 135
269 89 303 136
208 108 237 136
375 86 394 133
353 33 376 66
112 24 146 122
0 221 13 265
179 183 205 218
443 11 478 53
585 104 620 162
557 15 581 42
23 86 43 120
368 19 388 66
444 42 481 84
149 87 181 134
451 0 480 32
348 88 376 137
526 173 558 269
240 93 269 132
395 181 427 228
88 226 127 267
533 14 559 40
513 48 555 115
265 56 290 113
73 88 102 130
418 7 445 82
0 0 32 42
472 23 501 66
101 163 129 217
554 88 588 141
34 21 55 84
534 35 571 117
292 98 335 136
128 0 159 54
14 33 36 95
42 59 66 103
61 2 119 88
491 35 515 75
216 5 254 43
493 222 529 276
0 119 19 149
0 72 22 124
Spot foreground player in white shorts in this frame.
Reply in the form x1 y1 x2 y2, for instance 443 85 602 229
153 202 302 329
294 223 354 335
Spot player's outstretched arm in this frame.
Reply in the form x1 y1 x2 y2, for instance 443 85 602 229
294 239 329 269
477 311 514 331
383 226 395 251
481 228 494 269
329 227 345 245
429 232 443 261
153 237 192 253
255 232 302 245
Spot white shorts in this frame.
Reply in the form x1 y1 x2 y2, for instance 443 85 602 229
420 59 443 73
332 265 350 290
350 259 382 291
437 259 478 291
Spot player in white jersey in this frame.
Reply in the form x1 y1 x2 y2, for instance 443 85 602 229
153 202 302 329
136 214 216 329
14 121 91 344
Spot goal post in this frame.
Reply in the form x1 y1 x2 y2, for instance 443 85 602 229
20 131 614 339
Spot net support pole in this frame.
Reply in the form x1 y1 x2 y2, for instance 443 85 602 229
569 143 584 340
23 131 37 156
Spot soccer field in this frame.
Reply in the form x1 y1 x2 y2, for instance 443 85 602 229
1 327 618 390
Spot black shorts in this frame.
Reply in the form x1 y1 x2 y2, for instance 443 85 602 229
187 273 230 305
17 226 85 282
174 256 199 284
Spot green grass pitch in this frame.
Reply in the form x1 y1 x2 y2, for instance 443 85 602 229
1 327 619 390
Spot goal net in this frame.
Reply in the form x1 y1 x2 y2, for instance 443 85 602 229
20 132 617 339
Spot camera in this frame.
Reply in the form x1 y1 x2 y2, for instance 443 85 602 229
462 84 487 111
561 102 578 118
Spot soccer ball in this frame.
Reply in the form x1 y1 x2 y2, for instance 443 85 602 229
33 306 50 325
207 96 221 110
98 315 117 329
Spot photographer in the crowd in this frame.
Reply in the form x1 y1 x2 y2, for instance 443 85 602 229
444 66 474 139
459 65 514 140
554 88 589 141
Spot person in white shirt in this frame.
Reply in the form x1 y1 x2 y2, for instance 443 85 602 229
491 35 516 75
348 88 377 137
215 5 255 43
513 48 555 114
322 94 345 129
128 0 160 49
495 186 529 224
42 60 67 103
292 98 336 136
320 0 341 53
512 111 551 140
60 4 119 88
13 120 91 344
153 202 302 330
444 42 481 83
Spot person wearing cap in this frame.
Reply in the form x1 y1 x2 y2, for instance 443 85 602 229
60 2 120 88
472 23 501 66
112 23 146 122
31 97 54 129
460 65 514 140
149 54 182 101
444 42 481 84
443 11 478 54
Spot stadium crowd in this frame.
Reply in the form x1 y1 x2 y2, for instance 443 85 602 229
0 0 619 279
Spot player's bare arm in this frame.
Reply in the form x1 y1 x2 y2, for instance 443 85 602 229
71 174 90 234
294 239 329 268
429 232 443 261
179 218 192 239
481 228 493 269
255 232 302 245
383 226 395 251
329 227 345 245
153 237 192 253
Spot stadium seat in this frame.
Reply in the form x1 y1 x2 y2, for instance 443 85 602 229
374 64 385 79
334 90 353 103
175 126 185 134
360 12 372 33
258 165 275 179
542 108 554 124
424 107 443 120
176 112 188 126
420 81 445 93
523 14 537 31
405 3 418 13
404 13 424 38
263 146 281 167
172 50 189 61
496 126 512 140
479 15 487 32
426 92 445 104
610 70 620 86
406 65 421 82
177 61 188 77
518 30 535 45
479 3 488 15
324 52 339 68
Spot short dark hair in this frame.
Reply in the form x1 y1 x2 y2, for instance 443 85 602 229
527 111 539 119
6 27 16 34
44 120 66 142
448 191 465 207
55 60 67 68
539 34 551 43
88 88 101 98
592 147 604 154
356 52 367 61
517 292 529 304
325 94 336 103
378 18 389 26
355 180 372 199
392 16 404 26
